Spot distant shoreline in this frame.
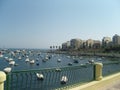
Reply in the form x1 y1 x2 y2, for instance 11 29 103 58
48 50 120 58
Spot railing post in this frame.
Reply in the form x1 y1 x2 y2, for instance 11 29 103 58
94 63 103 81
0 71 6 90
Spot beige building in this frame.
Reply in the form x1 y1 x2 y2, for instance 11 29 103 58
102 37 112 47
81 40 86 48
70 39 82 50
86 39 94 48
93 40 101 49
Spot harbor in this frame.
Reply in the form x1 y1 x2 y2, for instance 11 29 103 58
0 49 120 90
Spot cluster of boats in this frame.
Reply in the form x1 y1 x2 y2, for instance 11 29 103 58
0 48 101 84
0 49 58 72
0 49 39 72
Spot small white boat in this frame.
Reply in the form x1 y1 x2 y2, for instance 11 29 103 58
67 56 70 58
45 57 48 60
18 56 22 60
80 64 84 66
57 59 61 62
88 59 94 64
4 57 8 60
3 67 12 73
8 58 13 62
9 61 15 65
29 60 35 64
36 73 44 80
61 76 68 84
55 68 61 72
0 54 3 57
26 56 29 58
14 64 19 66
25 58 30 62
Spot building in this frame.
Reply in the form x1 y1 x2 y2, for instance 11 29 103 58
86 39 94 48
70 39 82 50
81 40 86 49
112 34 120 46
102 37 112 48
62 41 70 50
93 40 101 49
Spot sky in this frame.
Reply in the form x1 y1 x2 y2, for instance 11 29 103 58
0 0 120 49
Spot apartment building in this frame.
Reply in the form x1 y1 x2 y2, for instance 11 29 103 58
102 37 112 47
112 34 120 46
70 39 82 50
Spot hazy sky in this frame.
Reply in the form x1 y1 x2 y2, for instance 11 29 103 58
0 0 120 49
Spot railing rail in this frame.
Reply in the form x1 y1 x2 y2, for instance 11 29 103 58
4 61 120 90
0 60 120 90
103 61 120 76
5 64 94 90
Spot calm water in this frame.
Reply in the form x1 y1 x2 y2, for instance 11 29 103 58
1 49 120 90
0 49 119 71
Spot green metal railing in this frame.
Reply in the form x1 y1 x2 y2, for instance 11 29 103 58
103 61 120 76
5 64 94 90
4 61 120 90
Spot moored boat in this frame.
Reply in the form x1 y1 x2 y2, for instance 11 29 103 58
3 67 12 73
36 73 44 80
29 60 35 64
61 76 68 84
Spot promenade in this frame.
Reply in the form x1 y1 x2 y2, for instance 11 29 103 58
99 80 120 90
70 72 120 90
